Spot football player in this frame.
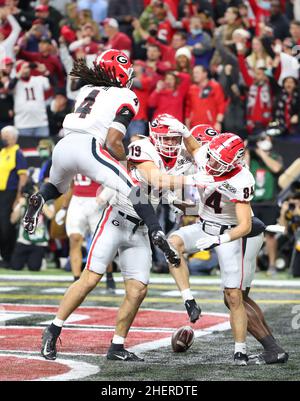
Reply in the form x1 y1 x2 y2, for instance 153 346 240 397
40 114 209 362
184 125 288 365
23 49 180 268
162 117 288 365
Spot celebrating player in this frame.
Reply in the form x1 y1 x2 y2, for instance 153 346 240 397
23 49 180 267
40 114 210 362
160 117 288 365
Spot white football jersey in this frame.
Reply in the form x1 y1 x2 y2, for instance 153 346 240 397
14 76 50 129
106 137 193 218
194 148 255 225
63 85 139 146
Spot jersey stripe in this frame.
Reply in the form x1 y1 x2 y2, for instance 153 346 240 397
86 206 113 270
91 138 133 188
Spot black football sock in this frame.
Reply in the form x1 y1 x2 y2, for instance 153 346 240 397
129 186 162 235
49 323 62 337
110 343 124 351
106 272 113 279
40 182 62 202
259 335 285 353
73 276 80 282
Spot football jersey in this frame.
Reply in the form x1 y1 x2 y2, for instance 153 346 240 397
194 148 255 225
14 76 50 129
63 85 139 146
106 138 193 218
73 174 100 198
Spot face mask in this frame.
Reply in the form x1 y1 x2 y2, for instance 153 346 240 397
39 149 50 159
191 28 202 36
257 139 272 151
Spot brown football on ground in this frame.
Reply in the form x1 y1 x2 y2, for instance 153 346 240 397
171 326 195 353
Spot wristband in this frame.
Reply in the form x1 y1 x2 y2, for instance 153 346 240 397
218 233 231 244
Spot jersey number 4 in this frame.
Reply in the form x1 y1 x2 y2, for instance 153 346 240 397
75 90 100 118
205 191 222 214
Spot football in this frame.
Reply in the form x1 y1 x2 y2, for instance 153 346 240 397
171 326 195 353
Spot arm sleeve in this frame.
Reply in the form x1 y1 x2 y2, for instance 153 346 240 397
3 15 22 56
16 150 27 174
238 54 254 87
229 174 255 203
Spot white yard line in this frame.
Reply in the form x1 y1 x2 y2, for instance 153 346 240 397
0 274 299 287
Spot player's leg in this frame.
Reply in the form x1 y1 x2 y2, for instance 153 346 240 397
168 224 203 323
65 196 87 281
84 138 180 266
23 135 77 234
241 235 288 364
216 238 248 365
41 206 120 360
107 226 151 361
86 198 116 293
107 279 147 362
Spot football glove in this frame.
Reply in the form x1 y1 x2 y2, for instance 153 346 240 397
196 233 231 250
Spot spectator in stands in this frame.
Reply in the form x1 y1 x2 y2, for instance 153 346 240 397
34 3 60 42
47 87 74 137
126 60 152 141
19 19 51 53
246 134 284 275
107 0 143 36
186 16 213 68
237 52 276 135
0 58 14 130
102 17 132 55
37 138 54 185
10 182 55 271
0 6 22 62
246 37 273 71
9 60 50 137
16 37 65 92
0 125 27 268
274 76 300 139
269 0 290 40
143 43 168 83
175 46 193 75
149 71 191 122
290 20 300 45
185 65 226 131
78 0 108 23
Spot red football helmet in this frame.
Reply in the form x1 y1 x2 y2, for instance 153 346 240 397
206 133 245 176
95 49 134 88
190 124 219 145
149 114 183 159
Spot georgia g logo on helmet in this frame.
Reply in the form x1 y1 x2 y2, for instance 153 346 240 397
116 55 128 65
206 128 218 137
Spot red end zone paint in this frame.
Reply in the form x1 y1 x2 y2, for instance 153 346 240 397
0 304 228 329
0 355 70 381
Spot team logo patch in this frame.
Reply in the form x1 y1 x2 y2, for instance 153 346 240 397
112 220 120 226
116 55 128 64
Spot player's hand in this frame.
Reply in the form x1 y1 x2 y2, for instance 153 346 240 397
55 208 67 225
196 233 231 250
159 116 190 138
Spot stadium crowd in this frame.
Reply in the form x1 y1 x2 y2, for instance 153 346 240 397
0 0 300 277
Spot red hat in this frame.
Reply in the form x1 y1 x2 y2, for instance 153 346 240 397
60 25 77 43
16 60 28 73
2 57 14 66
35 5 49 13
32 18 45 25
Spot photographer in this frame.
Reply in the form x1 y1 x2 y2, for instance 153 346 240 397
245 133 284 275
278 193 300 277
10 179 55 271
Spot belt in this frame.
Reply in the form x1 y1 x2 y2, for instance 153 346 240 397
199 217 236 235
118 211 145 233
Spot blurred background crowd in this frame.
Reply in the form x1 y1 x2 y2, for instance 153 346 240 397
0 0 300 280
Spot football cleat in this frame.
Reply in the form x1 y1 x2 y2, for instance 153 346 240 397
248 351 289 365
106 348 144 362
234 352 249 366
185 299 201 323
23 193 44 234
151 231 181 267
41 326 59 360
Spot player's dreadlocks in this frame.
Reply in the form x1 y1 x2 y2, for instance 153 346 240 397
70 58 122 88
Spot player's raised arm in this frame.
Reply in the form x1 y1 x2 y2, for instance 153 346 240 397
136 161 185 191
